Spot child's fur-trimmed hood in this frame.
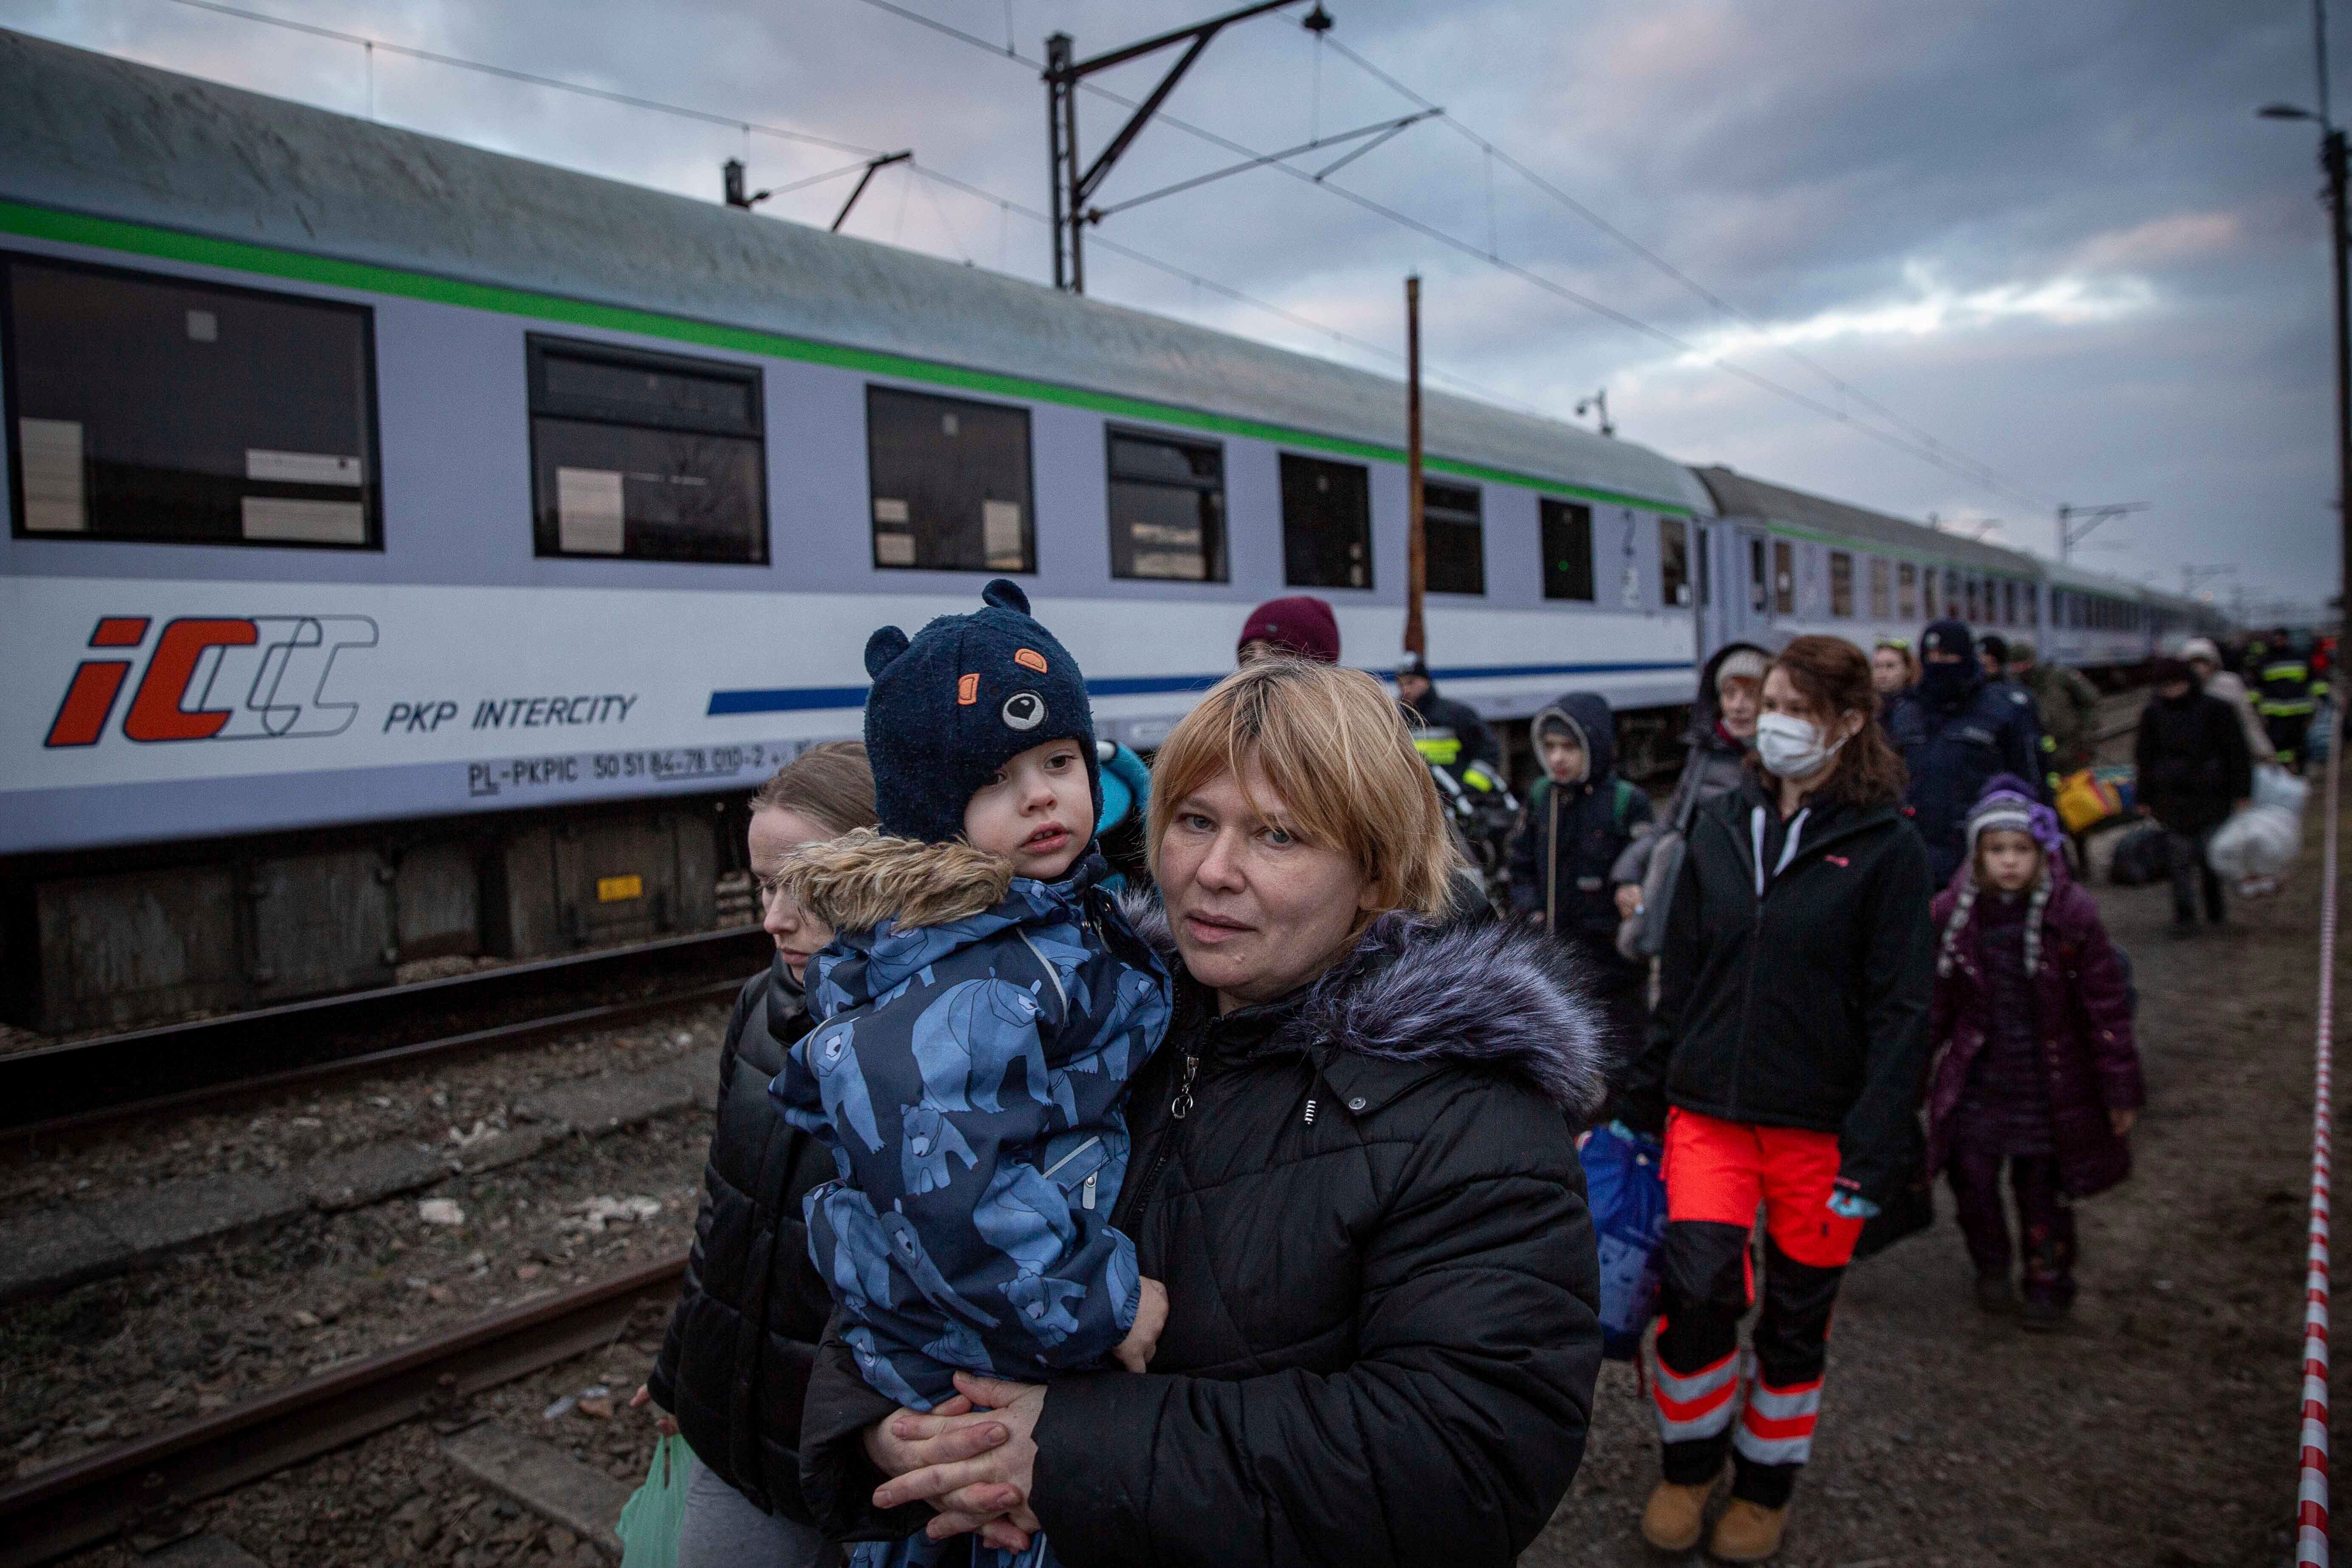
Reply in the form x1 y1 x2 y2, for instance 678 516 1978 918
1124 899 1611 1120
778 829 1015 932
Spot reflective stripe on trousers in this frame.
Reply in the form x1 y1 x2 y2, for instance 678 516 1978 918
1733 1371 1825 1466
1652 1344 1740 1442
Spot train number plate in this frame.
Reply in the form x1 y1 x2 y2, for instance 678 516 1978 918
596 874 644 903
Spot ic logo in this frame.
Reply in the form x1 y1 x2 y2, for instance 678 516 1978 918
45 615 378 747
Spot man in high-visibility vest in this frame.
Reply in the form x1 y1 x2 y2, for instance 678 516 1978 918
2256 630 2326 772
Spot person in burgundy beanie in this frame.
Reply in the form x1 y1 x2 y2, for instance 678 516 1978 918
1236 595 1340 666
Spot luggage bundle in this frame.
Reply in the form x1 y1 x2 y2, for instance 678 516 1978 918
2207 764 2310 897
2107 823 2172 887
2055 765 2137 835
1577 1121 1669 1361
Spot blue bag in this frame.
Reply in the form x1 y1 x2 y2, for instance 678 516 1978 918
1577 1122 1669 1361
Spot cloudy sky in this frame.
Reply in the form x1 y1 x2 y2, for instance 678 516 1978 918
4 0 2337 617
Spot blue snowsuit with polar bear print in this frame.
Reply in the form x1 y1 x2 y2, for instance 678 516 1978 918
768 842 1170 1422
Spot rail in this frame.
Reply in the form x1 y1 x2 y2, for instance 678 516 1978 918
0 1257 687 1568
2 926 773 1139
2299 711 2338 1568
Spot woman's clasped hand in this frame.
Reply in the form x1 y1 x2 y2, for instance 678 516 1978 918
863 1376 1046 1550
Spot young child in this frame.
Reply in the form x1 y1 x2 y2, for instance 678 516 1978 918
1508 691 1653 1065
768 580 1173 1567
1926 782 2143 1329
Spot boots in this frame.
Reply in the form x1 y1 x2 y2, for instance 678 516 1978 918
1639 1478 1715 1552
1708 1498 1788 1562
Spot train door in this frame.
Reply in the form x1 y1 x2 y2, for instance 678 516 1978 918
1715 526 1773 649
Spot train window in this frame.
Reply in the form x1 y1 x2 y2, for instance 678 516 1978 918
1695 523 1712 607
1422 480 1485 595
1748 537 1768 612
866 386 1033 572
1540 499 1594 601
1869 558 1891 619
1279 454 1372 589
1898 562 1918 619
1107 428 1225 581
1944 570 1961 619
4 255 379 548
528 336 765 563
1963 577 1980 624
1772 540 1794 615
1660 518 1691 607
1828 551 1854 617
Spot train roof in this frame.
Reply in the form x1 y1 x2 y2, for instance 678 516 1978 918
0 28 1715 519
1693 465 2043 578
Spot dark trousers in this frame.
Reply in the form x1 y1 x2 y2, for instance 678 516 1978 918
2267 713 2310 770
1656 1226 1845 1508
1946 1144 2077 1308
2163 826 2224 925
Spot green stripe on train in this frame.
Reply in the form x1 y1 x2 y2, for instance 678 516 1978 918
0 199 1695 518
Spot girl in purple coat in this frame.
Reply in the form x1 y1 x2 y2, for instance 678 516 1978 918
1927 785 2144 1329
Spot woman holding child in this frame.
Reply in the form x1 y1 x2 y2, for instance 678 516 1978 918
785 608 1607 1568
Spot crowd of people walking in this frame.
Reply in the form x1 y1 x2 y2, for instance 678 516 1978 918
623 590 2328 1565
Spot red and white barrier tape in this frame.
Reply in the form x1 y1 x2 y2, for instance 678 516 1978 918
2301 712 2339 1568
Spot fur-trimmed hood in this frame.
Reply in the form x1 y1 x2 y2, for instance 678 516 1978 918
778 828 1016 931
1125 899 1611 1120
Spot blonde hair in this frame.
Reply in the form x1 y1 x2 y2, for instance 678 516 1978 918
1145 658 1456 921
747 741 879 837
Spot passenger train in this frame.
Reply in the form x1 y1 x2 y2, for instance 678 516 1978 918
0 31 2226 1031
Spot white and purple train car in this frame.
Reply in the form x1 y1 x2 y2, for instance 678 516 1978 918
0 33 1724 1029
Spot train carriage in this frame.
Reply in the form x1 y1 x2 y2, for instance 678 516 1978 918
0 31 1715 1030
1690 465 2051 665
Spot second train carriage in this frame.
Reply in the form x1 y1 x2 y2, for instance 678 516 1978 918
1695 465 2221 682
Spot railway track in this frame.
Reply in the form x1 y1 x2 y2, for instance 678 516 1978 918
2 927 773 1140
0 1258 685 1568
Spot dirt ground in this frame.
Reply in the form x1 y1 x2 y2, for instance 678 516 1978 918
1529 776 2343 1568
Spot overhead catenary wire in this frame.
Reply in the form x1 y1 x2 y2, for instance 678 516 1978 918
155 0 884 155
1314 32 2052 507
134 0 2045 509
842 0 2057 513
85 0 1540 425
901 159 1548 416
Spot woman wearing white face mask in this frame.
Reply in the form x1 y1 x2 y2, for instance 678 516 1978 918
1619 637 1934 1563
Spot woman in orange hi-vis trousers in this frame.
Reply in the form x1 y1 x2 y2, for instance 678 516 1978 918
1622 637 1934 1563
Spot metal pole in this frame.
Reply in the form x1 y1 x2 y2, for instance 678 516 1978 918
1060 43 1085 292
2329 125 2351 632
1046 33 1073 290
1404 274 1426 658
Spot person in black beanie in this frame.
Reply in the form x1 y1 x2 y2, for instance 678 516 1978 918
1886 619 2047 886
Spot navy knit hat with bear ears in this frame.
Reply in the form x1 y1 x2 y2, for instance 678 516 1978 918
861 579 1101 849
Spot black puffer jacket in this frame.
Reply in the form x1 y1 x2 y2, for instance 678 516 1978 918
2135 688 2252 835
1622 775 1935 1205
649 957 838 1518
799 912 1610 1568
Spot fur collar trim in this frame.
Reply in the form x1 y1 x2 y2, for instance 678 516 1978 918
1123 900 1609 1118
778 829 1014 931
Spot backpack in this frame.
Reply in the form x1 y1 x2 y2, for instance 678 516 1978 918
1527 774 1641 835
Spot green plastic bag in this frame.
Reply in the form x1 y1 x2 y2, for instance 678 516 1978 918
615 1433 692 1568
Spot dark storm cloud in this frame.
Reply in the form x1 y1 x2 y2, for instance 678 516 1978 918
1 0 2334 611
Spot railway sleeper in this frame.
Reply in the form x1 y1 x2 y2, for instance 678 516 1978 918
0 1060 706 1307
